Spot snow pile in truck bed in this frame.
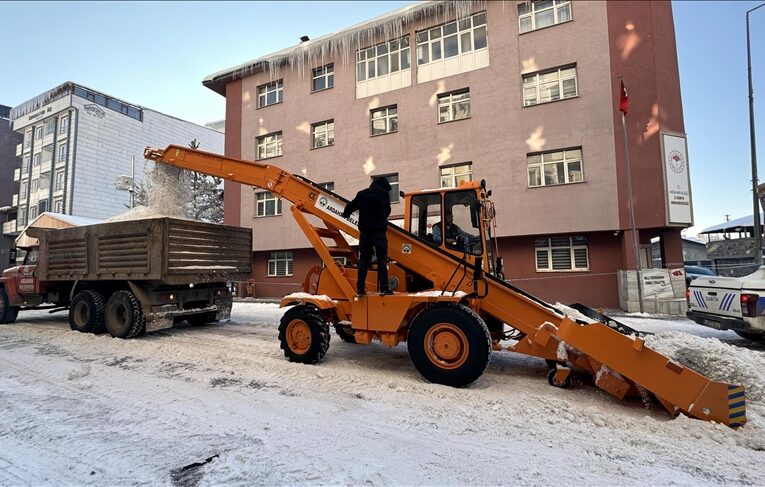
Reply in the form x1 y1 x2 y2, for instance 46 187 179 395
104 205 173 222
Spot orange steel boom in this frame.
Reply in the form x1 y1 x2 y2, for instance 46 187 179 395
145 144 746 428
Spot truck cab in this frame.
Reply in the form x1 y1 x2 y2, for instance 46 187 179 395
2 245 49 309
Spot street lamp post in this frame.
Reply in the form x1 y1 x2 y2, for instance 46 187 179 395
747 2 765 262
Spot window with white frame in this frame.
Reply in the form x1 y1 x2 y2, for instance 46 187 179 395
29 206 38 219
527 148 583 187
268 251 293 277
59 116 69 134
55 170 65 191
332 256 347 266
356 36 410 82
35 126 42 140
440 162 473 188
370 106 398 135
311 120 334 148
312 64 334 92
58 142 68 163
25 130 32 148
255 191 282 217
31 179 39 192
33 153 41 167
18 208 27 227
438 89 471 123
535 236 588 271
416 11 487 65
523 65 578 106
20 182 28 199
374 173 399 203
519 0 572 34
53 199 63 213
256 132 283 159
44 119 55 135
257 80 283 107
22 156 30 174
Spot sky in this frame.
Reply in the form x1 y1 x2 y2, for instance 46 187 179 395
0 0 763 237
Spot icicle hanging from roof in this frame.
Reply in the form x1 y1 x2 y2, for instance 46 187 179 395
218 0 486 83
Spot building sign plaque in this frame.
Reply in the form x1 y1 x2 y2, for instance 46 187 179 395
661 133 693 225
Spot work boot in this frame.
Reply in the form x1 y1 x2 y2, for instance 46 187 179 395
380 289 394 296
356 289 366 297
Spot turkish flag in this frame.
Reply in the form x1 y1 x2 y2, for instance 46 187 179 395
619 79 629 114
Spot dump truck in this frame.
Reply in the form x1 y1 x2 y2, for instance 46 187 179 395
145 144 747 428
0 217 252 338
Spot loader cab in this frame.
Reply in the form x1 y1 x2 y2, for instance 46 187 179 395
405 181 502 277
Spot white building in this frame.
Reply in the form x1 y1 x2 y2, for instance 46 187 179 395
9 82 223 227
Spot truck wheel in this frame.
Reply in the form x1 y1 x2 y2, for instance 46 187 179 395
0 287 20 324
334 323 357 344
68 290 106 334
105 290 146 339
278 305 330 364
407 303 491 388
735 330 765 342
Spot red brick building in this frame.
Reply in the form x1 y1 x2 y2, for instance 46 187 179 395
204 0 691 308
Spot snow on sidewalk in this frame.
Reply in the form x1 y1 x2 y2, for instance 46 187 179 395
0 303 763 486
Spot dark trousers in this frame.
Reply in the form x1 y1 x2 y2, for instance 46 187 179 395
357 232 388 293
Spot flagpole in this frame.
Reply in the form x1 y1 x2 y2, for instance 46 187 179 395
619 76 644 313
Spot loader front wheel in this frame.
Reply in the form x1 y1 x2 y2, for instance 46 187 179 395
408 303 491 388
279 305 330 364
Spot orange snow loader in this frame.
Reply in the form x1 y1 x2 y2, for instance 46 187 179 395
145 145 746 428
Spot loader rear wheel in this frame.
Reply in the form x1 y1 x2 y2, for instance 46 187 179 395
334 323 357 344
69 290 106 334
105 290 146 339
408 303 491 388
279 305 330 364
0 287 20 324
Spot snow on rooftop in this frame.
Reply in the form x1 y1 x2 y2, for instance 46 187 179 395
203 1 485 94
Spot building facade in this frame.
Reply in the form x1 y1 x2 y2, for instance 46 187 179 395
205 0 689 308
1 105 23 270
7 82 224 229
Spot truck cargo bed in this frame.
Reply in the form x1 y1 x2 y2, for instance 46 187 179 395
34 218 252 285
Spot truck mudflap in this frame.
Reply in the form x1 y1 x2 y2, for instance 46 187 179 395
549 317 746 428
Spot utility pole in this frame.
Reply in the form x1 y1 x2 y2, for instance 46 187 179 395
747 2 765 263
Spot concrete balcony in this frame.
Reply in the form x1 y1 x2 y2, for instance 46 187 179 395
40 160 52 174
13 168 20 182
12 194 18 206
16 143 22 156
2 220 18 235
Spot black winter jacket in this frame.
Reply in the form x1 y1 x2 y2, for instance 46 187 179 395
342 177 392 234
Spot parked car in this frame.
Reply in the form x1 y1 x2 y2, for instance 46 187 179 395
685 265 716 287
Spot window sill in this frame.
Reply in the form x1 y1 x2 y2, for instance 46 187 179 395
535 268 589 273
267 275 294 278
254 213 283 218
256 101 283 110
519 19 574 36
310 143 334 150
256 154 283 162
416 46 489 68
370 130 398 138
528 180 586 189
311 87 334 94
438 116 471 125
523 94 579 108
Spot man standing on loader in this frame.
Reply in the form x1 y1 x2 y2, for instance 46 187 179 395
342 177 393 296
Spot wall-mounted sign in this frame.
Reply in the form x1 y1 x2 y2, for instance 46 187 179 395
84 104 106 119
662 133 693 225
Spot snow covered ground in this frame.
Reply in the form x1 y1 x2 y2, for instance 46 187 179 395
1 303 764 486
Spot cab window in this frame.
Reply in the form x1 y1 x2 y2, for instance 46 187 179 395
410 193 441 243
24 249 39 265
442 190 482 256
